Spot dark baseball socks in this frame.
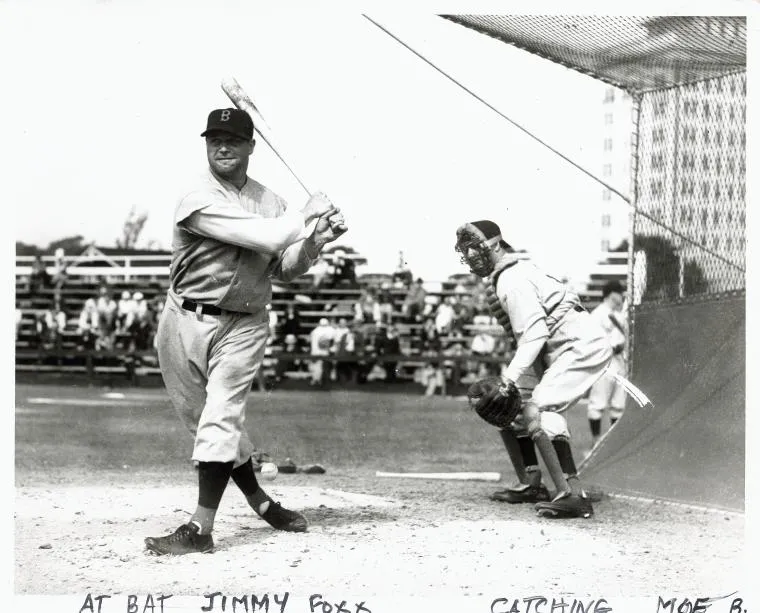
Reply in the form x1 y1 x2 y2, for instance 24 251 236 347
231 457 274 515
552 437 584 496
191 461 235 535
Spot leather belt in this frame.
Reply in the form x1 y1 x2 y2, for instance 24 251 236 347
181 299 223 316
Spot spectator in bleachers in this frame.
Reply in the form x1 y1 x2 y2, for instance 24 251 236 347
402 278 426 326
126 291 155 351
353 287 377 325
470 326 498 378
15 308 23 341
434 296 456 335
77 298 99 350
331 318 356 384
375 324 402 382
309 317 334 388
95 284 118 350
42 299 67 350
274 333 303 384
266 304 278 339
310 256 331 290
330 250 358 288
28 255 51 296
280 303 303 350
421 361 446 396
51 248 69 306
391 251 413 289
116 290 136 333
375 283 394 326
420 317 441 355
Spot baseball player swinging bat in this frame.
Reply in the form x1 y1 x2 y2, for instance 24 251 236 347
221 77 347 234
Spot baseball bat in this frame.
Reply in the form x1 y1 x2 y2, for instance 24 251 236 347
222 77 310 194
221 77 346 233
376 471 502 482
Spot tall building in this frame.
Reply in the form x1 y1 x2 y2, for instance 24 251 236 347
634 16 746 293
599 86 633 253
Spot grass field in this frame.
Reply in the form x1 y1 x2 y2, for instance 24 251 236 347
14 382 747 606
15 383 600 483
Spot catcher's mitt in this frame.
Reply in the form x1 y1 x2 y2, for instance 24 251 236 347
467 376 521 429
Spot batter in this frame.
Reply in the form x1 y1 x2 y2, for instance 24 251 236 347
145 107 346 555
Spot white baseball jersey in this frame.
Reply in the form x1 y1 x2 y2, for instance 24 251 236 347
493 255 612 412
157 170 317 466
587 301 628 417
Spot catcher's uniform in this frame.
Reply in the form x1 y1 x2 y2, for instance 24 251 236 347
587 301 627 422
156 169 317 467
492 255 612 430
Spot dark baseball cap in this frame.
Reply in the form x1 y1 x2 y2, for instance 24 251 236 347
470 220 502 240
469 219 512 250
201 108 254 140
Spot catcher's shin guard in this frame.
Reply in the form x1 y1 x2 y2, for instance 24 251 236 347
492 430 549 503
498 428 528 483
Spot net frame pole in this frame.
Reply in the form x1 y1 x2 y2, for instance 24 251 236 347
626 92 643 380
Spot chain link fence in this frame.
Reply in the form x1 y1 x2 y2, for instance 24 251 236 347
630 71 746 304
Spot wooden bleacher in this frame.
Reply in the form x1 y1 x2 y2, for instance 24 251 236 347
15 249 627 383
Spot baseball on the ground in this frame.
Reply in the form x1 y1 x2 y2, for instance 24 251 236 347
260 462 278 481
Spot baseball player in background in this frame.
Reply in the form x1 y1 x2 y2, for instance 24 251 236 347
144 107 346 555
586 280 627 447
456 220 611 518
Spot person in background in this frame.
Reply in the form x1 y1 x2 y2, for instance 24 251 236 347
422 361 446 397
434 296 456 335
402 278 426 327
470 325 498 378
586 280 628 447
77 297 99 350
28 255 51 296
353 287 377 326
309 318 334 388
44 298 67 351
331 250 357 288
375 283 394 326
391 251 413 289
310 256 331 290
331 318 356 384
116 290 136 335
95 284 118 350
420 317 441 356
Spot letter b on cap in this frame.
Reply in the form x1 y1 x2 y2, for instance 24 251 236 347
220 110 231 122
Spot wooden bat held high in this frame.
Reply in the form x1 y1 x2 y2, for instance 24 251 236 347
221 77 311 195
221 77 346 234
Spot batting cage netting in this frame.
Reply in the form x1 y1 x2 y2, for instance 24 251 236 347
443 15 747 510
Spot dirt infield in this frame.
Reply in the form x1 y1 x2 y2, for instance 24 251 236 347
14 384 748 609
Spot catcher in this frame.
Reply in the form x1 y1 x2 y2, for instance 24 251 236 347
457 220 612 518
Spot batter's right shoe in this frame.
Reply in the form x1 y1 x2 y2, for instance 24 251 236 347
144 522 214 556
490 483 551 504
535 491 594 519
260 501 308 532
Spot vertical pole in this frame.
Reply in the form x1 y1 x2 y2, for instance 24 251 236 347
626 92 643 380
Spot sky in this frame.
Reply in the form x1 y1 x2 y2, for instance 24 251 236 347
2 2 752 284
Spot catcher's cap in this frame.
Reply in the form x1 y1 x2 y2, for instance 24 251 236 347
470 220 502 240
456 219 509 250
201 108 254 140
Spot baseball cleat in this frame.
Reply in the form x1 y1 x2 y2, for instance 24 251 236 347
535 491 594 519
144 522 214 556
490 484 550 504
261 501 308 532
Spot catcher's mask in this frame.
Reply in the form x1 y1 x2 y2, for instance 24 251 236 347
455 220 504 277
